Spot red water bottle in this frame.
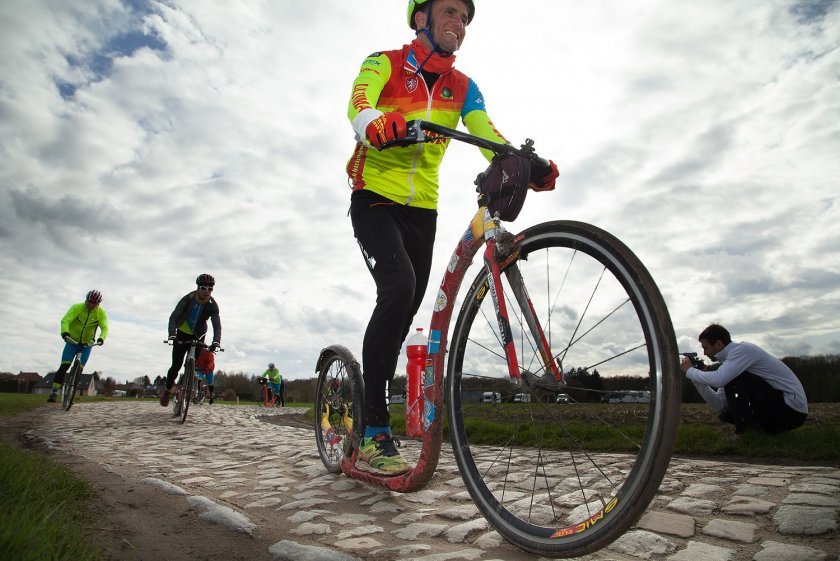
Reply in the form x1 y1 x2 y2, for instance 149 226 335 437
405 328 427 437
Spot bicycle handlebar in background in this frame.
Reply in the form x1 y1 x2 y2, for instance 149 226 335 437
380 119 551 170
162 339 225 352
63 336 103 347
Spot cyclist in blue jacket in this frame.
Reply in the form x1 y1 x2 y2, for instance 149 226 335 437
160 274 221 407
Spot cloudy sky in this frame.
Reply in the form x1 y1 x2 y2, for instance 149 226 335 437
1 0 838 385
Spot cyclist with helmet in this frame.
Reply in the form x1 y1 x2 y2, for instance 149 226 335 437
345 0 559 475
262 363 282 406
160 274 222 407
48 290 108 402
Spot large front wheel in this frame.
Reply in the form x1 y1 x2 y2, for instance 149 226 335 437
61 361 82 411
446 220 680 558
180 363 194 424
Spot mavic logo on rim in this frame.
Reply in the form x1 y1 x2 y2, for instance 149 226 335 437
550 497 619 538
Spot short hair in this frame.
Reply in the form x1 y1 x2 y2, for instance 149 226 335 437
699 324 731 345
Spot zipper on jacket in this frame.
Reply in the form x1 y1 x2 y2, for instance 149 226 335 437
405 75 439 206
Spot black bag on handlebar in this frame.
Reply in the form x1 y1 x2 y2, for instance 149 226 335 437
475 153 531 221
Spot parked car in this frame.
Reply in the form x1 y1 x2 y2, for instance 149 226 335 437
555 393 569 404
389 394 406 404
513 393 531 403
481 391 501 404
605 390 651 404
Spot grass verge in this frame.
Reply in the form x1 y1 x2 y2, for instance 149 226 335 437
383 403 840 463
0 393 53 417
0 442 101 561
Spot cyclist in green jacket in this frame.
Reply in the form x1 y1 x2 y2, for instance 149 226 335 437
48 290 108 402
346 0 558 475
262 363 282 406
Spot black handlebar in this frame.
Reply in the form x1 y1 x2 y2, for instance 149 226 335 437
163 339 225 352
380 119 551 170
63 337 103 348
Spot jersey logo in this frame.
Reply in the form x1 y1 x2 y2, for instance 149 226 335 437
441 87 453 99
405 75 418 93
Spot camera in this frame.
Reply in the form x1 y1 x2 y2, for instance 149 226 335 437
681 352 705 370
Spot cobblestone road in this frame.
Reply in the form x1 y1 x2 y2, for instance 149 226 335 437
23 402 840 561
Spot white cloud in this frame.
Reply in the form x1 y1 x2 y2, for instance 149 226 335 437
1 0 838 384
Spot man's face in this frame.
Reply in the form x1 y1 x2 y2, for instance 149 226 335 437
196 285 213 303
700 338 725 361
85 300 99 311
416 0 469 53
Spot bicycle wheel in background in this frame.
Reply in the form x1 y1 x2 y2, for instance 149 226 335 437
172 380 183 418
194 379 206 405
180 361 195 424
446 220 680 558
314 346 364 474
62 360 82 411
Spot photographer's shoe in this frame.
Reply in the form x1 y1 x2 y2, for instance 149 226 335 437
718 409 734 425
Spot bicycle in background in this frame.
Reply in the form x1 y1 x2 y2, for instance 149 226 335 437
164 337 223 424
60 336 103 411
315 120 680 557
256 377 281 407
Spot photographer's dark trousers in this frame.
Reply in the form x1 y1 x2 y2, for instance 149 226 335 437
166 330 200 390
723 372 807 433
350 190 436 429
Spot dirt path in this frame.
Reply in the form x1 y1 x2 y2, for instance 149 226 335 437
3 407 276 561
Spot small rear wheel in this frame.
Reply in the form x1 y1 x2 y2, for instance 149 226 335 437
314 346 364 473
62 360 82 411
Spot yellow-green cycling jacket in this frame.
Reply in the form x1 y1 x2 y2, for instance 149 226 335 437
262 367 282 384
346 38 507 210
60 302 108 344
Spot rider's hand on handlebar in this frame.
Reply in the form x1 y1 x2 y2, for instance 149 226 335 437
97 338 104 345
167 335 176 343
529 159 559 191
61 331 70 341
365 112 407 149
209 342 220 352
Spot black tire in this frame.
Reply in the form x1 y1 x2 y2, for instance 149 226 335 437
446 221 680 558
172 379 182 418
314 346 364 474
62 360 82 411
180 361 194 424
194 380 206 405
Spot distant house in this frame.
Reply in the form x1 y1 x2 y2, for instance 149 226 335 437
17 372 42 394
32 372 101 397
0 371 42 393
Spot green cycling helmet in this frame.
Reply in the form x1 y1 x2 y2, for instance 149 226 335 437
408 0 475 30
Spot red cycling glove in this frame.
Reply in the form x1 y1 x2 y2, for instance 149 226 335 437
365 112 408 149
529 159 559 191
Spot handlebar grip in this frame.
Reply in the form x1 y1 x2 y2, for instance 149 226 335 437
532 155 551 169
377 120 422 150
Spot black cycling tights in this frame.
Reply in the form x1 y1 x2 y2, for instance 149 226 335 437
350 190 437 428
